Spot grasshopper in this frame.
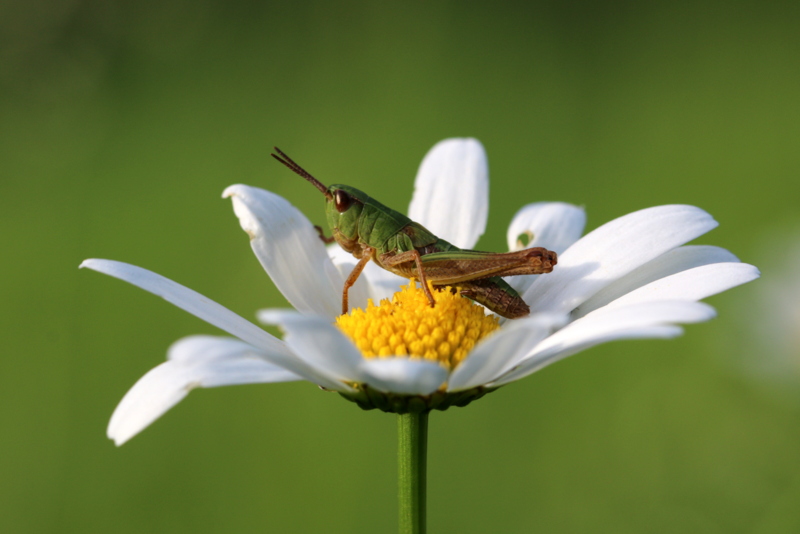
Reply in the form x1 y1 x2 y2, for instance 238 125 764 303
272 147 557 319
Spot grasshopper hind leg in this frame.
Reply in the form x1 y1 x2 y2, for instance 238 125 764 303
458 277 530 319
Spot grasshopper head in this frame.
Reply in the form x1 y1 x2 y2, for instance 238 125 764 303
325 184 367 244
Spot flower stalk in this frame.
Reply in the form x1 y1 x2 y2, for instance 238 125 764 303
398 411 429 534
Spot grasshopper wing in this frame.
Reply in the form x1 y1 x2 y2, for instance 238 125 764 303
418 247 557 285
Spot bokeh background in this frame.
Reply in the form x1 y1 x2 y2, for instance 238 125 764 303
2 1 799 532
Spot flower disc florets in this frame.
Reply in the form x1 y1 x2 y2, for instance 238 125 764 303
336 280 500 369
335 281 501 413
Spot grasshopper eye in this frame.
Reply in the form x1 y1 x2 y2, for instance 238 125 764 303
334 189 352 213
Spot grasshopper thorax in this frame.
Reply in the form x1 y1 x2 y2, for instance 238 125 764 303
325 184 414 254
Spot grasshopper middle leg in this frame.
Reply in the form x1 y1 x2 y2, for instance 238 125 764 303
379 249 436 307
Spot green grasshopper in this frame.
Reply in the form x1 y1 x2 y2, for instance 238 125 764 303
272 147 557 319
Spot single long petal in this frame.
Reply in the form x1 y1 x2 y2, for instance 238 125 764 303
80 259 344 390
592 262 761 311
407 138 488 249
522 205 718 315
492 300 715 386
358 358 448 395
223 185 343 318
493 326 685 387
165 336 299 382
447 314 565 392
573 245 741 318
107 335 301 446
507 202 586 254
257 309 364 386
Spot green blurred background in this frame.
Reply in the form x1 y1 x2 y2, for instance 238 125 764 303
2 1 799 532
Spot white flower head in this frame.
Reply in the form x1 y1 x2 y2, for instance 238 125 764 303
81 138 760 445
728 230 800 402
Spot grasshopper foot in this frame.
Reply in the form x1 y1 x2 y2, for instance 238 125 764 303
314 225 336 244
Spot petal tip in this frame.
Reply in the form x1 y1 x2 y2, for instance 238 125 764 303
79 258 106 271
255 308 296 325
436 137 483 148
107 424 132 446
222 184 246 199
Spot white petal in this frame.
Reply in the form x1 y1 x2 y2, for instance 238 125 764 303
573 245 741 318
107 335 300 446
358 358 448 395
495 325 686 388
493 325 684 388
507 202 586 254
447 313 566 392
223 185 343 319
594 262 761 311
257 309 363 386
407 138 488 249
166 336 295 379
326 242 353 265
81 259 287 354
80 259 343 390
523 205 718 315
108 363 193 446
492 300 715 386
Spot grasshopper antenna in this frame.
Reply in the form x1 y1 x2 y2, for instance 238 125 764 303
271 147 332 200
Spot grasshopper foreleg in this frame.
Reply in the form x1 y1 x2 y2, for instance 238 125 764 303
380 249 436 308
314 225 336 244
342 245 374 315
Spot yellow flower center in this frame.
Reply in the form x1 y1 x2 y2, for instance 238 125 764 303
335 280 500 370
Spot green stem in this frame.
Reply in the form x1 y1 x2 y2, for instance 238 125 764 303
398 411 429 534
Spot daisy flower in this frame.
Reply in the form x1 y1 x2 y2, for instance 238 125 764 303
729 230 800 402
81 138 759 446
